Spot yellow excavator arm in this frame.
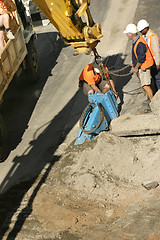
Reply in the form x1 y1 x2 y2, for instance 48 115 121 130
32 0 102 55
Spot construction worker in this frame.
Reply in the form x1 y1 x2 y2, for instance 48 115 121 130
137 19 160 90
79 58 117 98
124 23 154 101
0 0 15 51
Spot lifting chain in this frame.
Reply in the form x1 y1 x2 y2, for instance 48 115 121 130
92 47 134 77
96 56 118 96
107 66 134 77
92 48 143 95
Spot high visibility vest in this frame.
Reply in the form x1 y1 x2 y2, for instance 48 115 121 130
147 28 160 60
134 35 154 70
79 63 109 85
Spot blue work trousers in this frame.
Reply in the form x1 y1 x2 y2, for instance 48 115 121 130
155 71 160 89
151 65 160 91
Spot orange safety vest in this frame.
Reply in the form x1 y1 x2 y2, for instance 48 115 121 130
147 28 160 60
134 35 154 70
79 63 109 85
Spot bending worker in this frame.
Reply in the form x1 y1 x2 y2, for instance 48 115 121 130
124 23 154 100
137 19 160 90
79 59 117 98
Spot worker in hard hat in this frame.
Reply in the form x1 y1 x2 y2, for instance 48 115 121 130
79 58 117 98
124 23 154 100
137 19 160 90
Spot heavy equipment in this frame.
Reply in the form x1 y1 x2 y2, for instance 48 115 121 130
75 90 118 145
32 0 103 56
0 0 39 161
0 0 103 160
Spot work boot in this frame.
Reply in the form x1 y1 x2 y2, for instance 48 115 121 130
6 30 15 40
142 98 151 105
139 104 152 114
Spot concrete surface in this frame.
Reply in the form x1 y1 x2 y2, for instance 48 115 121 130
111 112 160 136
111 90 160 136
150 90 160 114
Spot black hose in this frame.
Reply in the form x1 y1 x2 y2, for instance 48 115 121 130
80 102 104 134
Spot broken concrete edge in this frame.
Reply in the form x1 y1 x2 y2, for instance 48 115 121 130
110 112 160 137
142 181 159 190
110 90 160 137
150 89 160 114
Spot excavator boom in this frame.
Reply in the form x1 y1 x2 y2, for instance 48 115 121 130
32 0 102 55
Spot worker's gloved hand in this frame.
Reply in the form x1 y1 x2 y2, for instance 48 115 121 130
156 65 160 71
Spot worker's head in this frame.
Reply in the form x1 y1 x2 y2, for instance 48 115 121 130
137 19 149 35
92 58 101 74
123 24 138 40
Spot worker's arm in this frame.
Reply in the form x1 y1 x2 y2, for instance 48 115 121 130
109 79 117 93
133 62 142 73
107 76 118 98
133 42 146 73
90 84 101 93
103 65 118 97
150 35 160 70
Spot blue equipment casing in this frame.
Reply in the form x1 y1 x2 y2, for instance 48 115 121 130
75 90 118 145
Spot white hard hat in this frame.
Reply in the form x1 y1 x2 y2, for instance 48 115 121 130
94 68 100 73
93 58 101 74
137 19 149 32
123 24 138 34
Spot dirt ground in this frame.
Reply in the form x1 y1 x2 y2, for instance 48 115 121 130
1 131 160 240
32 133 160 240
34 133 160 240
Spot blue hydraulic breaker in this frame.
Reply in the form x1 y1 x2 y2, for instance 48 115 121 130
74 90 118 145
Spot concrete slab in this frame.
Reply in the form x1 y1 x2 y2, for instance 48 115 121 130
111 112 160 137
150 90 160 114
111 89 160 137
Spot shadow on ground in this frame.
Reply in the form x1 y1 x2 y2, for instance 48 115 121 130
0 53 132 239
0 86 88 239
0 31 66 154
103 53 133 113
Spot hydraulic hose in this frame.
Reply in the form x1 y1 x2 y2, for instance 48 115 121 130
80 102 104 134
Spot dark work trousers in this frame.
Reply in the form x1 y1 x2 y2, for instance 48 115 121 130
151 64 160 94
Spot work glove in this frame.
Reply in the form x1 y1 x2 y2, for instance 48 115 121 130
156 65 160 71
